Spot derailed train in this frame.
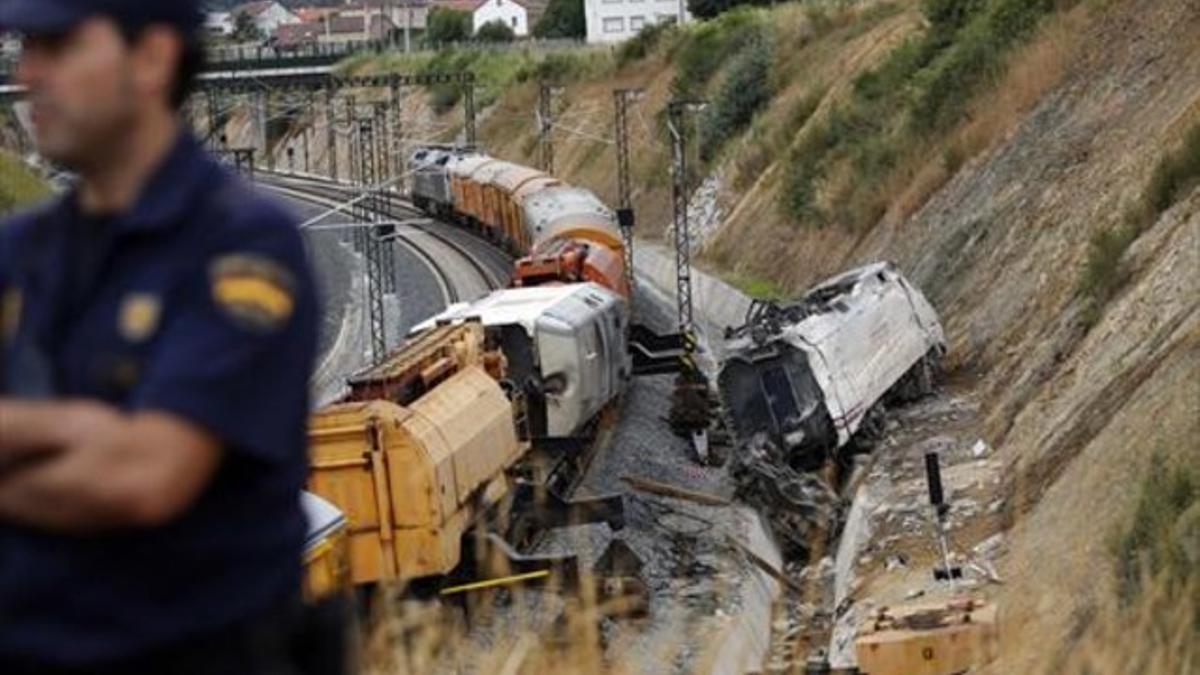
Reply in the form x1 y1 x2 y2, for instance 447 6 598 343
303 146 634 592
718 262 946 470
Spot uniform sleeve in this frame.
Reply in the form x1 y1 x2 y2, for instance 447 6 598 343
131 216 318 464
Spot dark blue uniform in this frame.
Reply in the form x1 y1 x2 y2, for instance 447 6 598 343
0 133 320 669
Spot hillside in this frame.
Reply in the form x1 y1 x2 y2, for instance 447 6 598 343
389 0 1196 668
232 0 1199 668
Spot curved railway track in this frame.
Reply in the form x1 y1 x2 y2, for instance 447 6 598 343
262 173 512 298
259 172 513 403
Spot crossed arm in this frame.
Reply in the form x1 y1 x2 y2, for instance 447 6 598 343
0 399 222 534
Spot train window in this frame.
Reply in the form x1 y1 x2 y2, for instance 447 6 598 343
761 366 800 430
437 157 450 166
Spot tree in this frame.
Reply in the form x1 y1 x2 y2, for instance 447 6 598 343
475 19 516 42
533 0 585 39
231 11 263 43
426 7 472 45
687 0 764 21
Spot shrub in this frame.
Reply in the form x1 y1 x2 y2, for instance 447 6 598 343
533 0 585 38
1078 222 1136 318
1144 122 1200 217
699 37 773 162
779 0 1059 228
425 8 472 45
1078 120 1200 320
1111 452 1198 607
671 8 763 97
616 21 674 67
689 0 767 21
475 19 517 43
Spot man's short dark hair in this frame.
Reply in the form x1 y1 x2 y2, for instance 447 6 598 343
119 25 204 110
172 37 203 109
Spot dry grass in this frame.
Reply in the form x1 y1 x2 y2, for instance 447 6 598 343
1047 575 1198 675
884 5 1087 224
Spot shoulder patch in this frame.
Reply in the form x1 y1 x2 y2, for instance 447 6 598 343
210 254 297 333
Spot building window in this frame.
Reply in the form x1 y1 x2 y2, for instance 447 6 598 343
511 16 517 27
630 15 646 30
602 16 626 33
602 0 623 5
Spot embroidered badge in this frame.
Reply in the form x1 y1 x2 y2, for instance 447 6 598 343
1 288 22 341
210 254 297 332
118 293 163 343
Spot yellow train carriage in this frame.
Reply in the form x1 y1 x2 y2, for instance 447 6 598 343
305 325 524 585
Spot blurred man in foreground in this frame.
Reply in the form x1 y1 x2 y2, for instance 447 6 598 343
0 1 340 672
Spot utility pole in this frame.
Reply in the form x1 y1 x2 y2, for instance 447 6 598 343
666 99 716 463
356 116 389 364
374 101 397 294
346 95 358 188
254 90 268 171
667 99 706 335
614 88 644 296
205 89 219 148
538 83 563 174
390 80 404 183
325 88 338 181
463 74 477 148
304 90 314 174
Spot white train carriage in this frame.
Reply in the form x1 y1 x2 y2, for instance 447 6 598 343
412 283 631 439
718 262 945 467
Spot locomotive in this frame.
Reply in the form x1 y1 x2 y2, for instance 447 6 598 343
718 262 945 470
304 147 635 590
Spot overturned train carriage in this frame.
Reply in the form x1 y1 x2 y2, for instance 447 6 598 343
718 263 945 469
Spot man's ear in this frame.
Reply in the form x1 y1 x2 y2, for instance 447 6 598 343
129 26 182 109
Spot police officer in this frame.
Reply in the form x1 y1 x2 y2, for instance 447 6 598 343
0 1 341 672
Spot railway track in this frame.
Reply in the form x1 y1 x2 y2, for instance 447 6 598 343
261 173 512 300
259 172 512 403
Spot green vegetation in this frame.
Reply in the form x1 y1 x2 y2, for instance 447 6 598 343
781 0 1061 228
733 274 788 300
670 8 765 98
347 47 614 115
699 36 773 163
231 11 263 43
1079 121 1200 321
0 151 49 215
615 21 674 67
1111 452 1198 610
534 0 586 38
476 19 517 42
425 8 473 45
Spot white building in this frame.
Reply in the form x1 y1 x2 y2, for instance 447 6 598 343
584 0 689 44
233 1 301 37
204 12 234 37
1 32 20 57
436 0 545 38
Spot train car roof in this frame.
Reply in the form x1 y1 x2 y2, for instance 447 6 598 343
491 165 547 193
471 160 513 182
410 283 619 337
449 155 496 177
512 176 564 202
